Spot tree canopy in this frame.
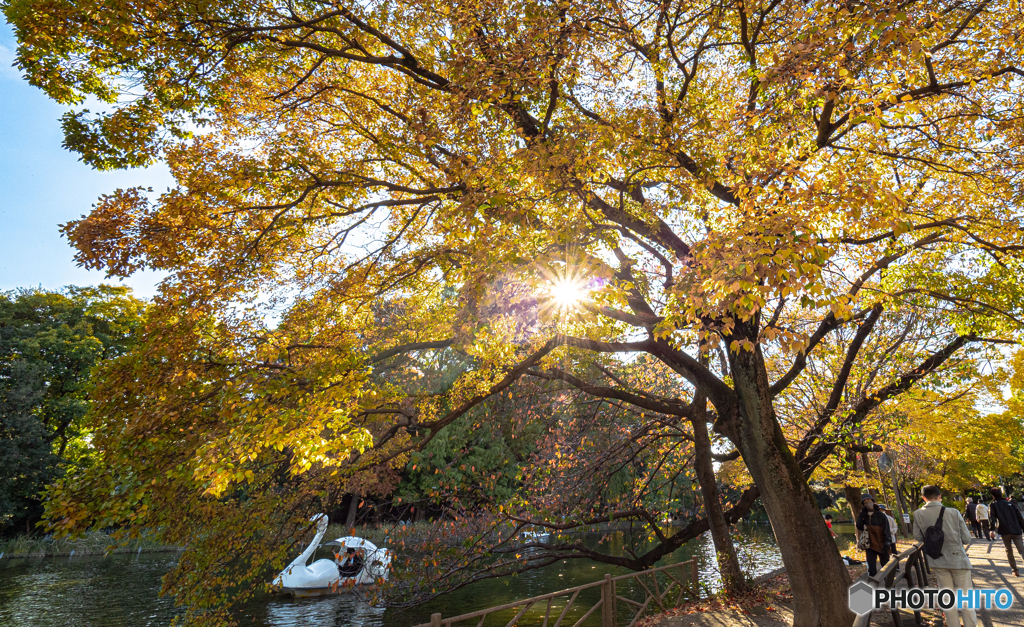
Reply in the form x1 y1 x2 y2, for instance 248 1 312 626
0 286 144 533
6 0 1024 624
881 351 1024 494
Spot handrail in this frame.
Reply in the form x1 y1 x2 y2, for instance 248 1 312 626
412 559 699 627
852 542 928 627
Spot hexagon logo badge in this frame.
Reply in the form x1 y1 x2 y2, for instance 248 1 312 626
849 580 875 615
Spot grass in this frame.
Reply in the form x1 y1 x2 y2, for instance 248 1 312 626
323 520 445 548
0 530 178 559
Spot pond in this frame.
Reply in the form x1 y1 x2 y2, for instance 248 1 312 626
0 523 856 627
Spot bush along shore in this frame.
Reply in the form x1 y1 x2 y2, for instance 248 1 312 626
0 531 180 559
0 521 420 561
1 516 613 561
0 520 427 561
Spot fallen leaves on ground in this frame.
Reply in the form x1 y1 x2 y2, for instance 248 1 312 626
636 575 790 625
637 563 873 626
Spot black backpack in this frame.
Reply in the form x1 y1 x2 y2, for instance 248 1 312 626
923 506 946 559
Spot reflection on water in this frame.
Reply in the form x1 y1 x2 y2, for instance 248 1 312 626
0 551 179 627
0 523 826 627
258 595 386 627
388 523 787 626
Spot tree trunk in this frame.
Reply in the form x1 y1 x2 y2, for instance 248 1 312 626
880 448 913 536
883 450 909 537
878 472 894 514
843 451 863 522
691 410 745 593
344 492 360 529
861 452 879 501
843 485 863 522
900 481 917 519
727 342 853 627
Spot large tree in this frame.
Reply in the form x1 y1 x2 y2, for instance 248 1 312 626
9 0 1024 624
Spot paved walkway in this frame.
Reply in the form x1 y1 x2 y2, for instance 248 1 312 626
865 539 1024 626
649 606 792 627
958 539 1024 627
854 539 1024 626
651 539 1024 627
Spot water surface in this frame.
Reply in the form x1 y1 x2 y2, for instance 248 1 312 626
0 523 849 627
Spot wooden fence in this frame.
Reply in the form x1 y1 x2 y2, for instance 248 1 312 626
413 559 699 627
852 542 929 627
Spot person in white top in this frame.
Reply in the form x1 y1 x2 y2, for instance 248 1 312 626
880 504 899 546
976 500 992 541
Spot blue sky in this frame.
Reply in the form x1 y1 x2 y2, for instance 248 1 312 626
0 21 169 298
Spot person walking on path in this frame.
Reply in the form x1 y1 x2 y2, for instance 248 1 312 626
857 496 894 576
975 498 992 541
880 504 900 545
989 487 1024 577
1009 489 1024 516
912 485 977 627
965 497 982 539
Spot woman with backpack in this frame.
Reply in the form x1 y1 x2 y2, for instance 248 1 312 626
856 496 894 576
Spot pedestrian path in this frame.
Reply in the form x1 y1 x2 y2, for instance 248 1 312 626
867 539 1024 626
963 539 1024 627
648 540 1024 627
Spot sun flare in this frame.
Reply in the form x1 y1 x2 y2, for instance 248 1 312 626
548 276 587 309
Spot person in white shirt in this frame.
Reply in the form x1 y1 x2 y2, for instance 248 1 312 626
976 500 992 541
880 504 899 546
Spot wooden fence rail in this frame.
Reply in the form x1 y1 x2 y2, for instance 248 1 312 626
852 542 929 627
413 559 699 627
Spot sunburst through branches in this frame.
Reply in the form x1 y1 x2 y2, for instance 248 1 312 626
549 276 586 309
539 265 591 318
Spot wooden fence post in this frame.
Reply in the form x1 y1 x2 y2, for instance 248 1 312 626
431 613 442 627
690 559 699 598
601 573 615 627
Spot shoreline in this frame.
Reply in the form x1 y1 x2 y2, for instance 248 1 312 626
0 530 180 560
0 546 182 560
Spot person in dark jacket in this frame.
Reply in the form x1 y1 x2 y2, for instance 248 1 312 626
337 547 364 577
965 497 982 538
857 496 894 576
990 487 1024 577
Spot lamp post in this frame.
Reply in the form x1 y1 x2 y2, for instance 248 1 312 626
878 450 910 537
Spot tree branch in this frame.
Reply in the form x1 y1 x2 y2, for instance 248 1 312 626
798 333 976 472
527 368 692 417
793 303 883 461
370 339 454 364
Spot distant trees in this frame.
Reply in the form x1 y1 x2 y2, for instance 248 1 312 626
887 353 1024 496
0 286 144 533
799 349 1024 521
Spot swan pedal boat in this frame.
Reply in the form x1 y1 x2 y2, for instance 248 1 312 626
271 514 392 597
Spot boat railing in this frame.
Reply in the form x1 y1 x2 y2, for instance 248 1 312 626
411 559 699 627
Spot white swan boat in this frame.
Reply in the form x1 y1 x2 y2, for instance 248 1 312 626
521 528 549 543
272 514 392 597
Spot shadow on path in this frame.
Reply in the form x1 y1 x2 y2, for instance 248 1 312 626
649 540 1024 627
866 540 1024 627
